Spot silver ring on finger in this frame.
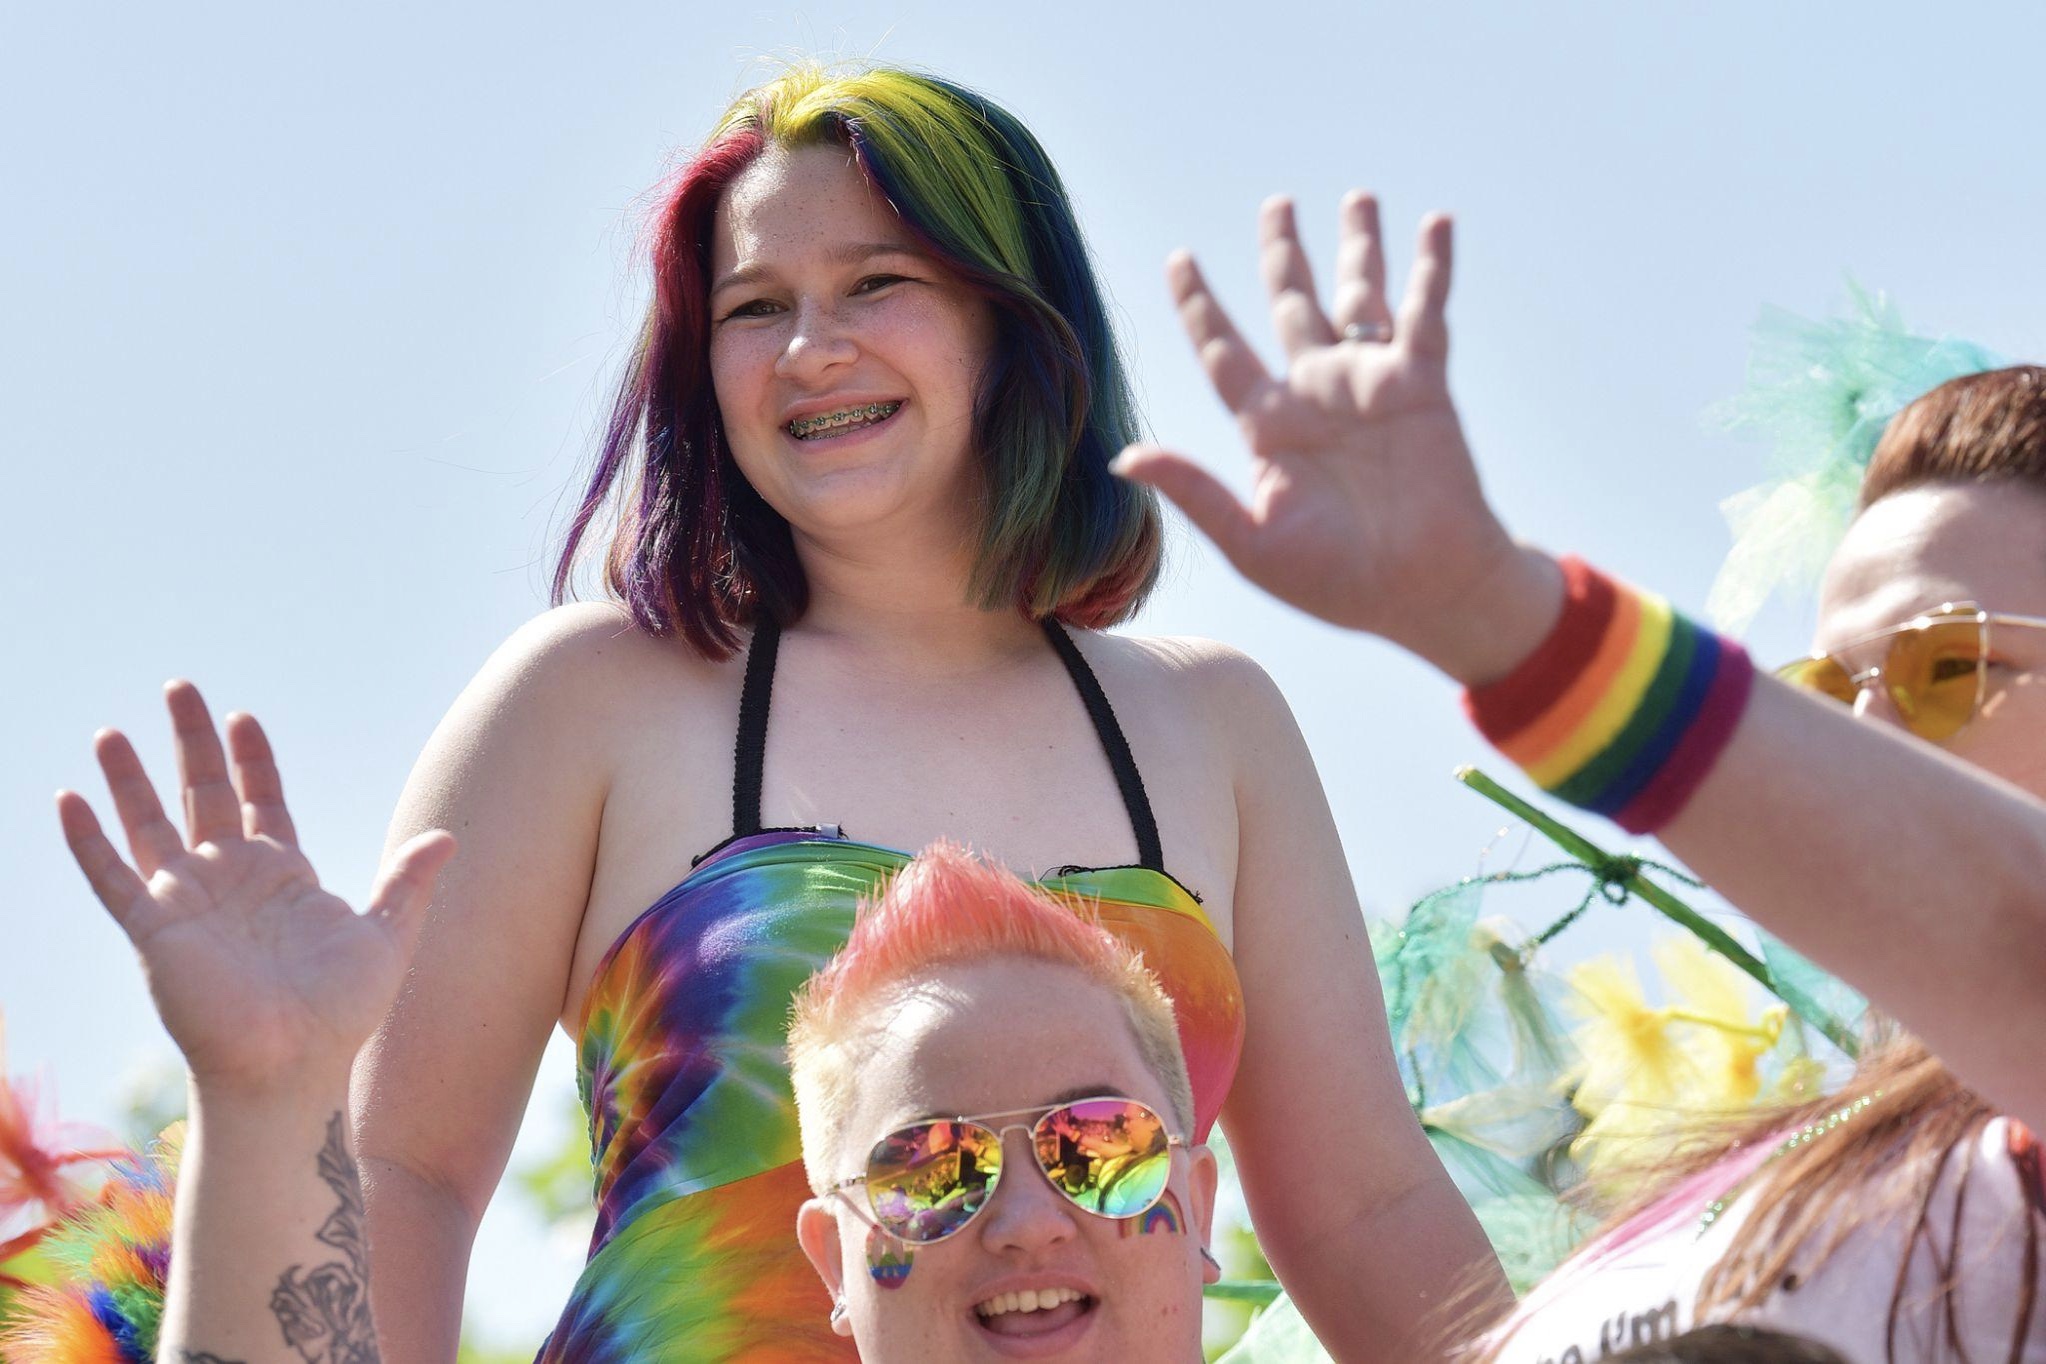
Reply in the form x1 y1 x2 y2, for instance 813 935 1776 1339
1342 321 1394 344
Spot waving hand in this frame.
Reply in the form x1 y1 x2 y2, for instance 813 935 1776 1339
57 682 454 1092
1116 195 1554 678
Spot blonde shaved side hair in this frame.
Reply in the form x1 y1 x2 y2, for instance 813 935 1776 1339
786 842 1195 1195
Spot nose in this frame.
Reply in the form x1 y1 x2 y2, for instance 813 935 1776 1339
1850 671 1910 732
775 301 858 382
976 1131 1080 1254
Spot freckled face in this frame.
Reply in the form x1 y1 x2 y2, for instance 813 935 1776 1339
707 143 997 546
800 959 1215 1363
1816 481 2046 796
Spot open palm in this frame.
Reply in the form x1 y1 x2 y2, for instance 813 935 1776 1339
57 683 452 1091
1117 195 1521 655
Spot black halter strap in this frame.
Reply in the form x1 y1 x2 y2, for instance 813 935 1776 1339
731 616 782 838
727 616 1165 872
1039 618 1165 872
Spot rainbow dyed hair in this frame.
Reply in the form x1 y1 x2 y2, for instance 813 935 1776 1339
786 843 1193 1194
553 65 1162 658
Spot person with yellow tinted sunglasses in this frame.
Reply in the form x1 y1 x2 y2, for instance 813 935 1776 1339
1778 603 2046 744
1116 197 2046 1361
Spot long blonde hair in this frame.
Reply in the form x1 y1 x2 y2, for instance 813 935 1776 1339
1672 1037 2027 1352
1460 1035 2036 1361
1456 1033 2038 1361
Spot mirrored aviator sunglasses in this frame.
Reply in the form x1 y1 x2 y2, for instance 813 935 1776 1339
833 1097 1183 1245
1775 603 2046 743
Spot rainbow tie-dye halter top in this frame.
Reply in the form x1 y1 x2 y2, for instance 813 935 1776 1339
536 620 1246 1363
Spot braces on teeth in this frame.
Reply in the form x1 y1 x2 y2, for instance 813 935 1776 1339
789 403 899 438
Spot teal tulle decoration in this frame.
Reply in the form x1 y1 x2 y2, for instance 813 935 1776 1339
1468 1186 1597 1295
1374 884 1493 1106
1212 1291 1331 1363
1366 878 1592 1292
1706 283 2004 632
1426 1099 1588 1293
1200 774 1874 1359
1754 929 1868 1035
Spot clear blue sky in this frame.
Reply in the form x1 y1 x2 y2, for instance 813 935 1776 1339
8 0 2044 1346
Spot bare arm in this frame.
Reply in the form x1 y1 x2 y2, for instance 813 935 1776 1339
56 683 454 1361
167 1086 375 1363
1365 547 2046 1135
351 605 626 1359
1117 194 2046 1138
1209 651 1510 1361
1654 676 2046 1129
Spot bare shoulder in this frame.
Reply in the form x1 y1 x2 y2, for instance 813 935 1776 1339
1073 632 1307 832
488 600 702 688
461 601 735 727
1086 631 1294 733
1079 629 1265 681
396 602 739 836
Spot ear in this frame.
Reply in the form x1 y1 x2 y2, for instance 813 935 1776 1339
797 1197 855 1335
1185 1144 1223 1285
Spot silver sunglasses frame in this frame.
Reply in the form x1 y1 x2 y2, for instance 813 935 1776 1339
825 1095 1186 1245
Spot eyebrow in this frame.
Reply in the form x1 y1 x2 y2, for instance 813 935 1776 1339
904 1085 1126 1126
710 241 928 298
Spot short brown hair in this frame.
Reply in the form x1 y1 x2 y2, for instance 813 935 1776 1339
1861 365 2046 508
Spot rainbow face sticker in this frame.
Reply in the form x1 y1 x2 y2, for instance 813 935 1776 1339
867 1225 914 1288
1119 1187 1184 1238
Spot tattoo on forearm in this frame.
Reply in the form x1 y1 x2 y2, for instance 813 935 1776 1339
263 1112 381 1363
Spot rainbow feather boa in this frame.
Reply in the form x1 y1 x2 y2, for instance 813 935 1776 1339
0 1124 179 1363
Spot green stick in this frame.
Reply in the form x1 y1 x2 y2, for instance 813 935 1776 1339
1454 767 1860 1057
1204 1281 1285 1305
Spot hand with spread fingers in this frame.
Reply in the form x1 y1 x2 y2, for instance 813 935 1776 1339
1116 193 1560 684
56 682 455 1094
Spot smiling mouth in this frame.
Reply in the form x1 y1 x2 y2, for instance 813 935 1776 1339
786 401 903 440
972 1286 1095 1338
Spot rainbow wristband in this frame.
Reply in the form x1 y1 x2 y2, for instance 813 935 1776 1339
1463 556 1754 834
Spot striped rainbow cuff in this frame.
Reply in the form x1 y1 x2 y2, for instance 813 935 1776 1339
1463 556 1754 834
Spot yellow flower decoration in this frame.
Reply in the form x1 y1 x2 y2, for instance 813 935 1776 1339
1565 955 1688 1121
1771 1053 1829 1105
1565 939 1792 1181
1654 937 1784 1112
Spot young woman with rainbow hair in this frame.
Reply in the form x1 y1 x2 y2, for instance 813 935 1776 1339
554 67 1160 652
28 63 1507 1362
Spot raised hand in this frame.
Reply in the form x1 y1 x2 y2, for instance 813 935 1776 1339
1115 195 1557 681
57 683 454 1093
